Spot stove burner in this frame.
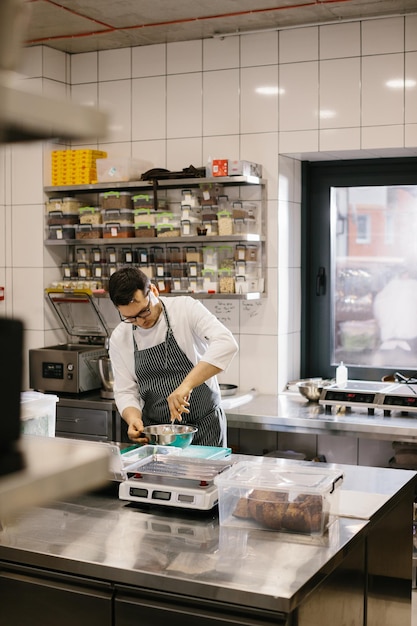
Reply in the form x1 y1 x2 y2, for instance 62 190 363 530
319 380 417 416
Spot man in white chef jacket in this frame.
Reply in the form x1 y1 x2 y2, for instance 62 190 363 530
108 266 238 446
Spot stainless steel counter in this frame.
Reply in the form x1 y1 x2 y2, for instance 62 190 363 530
0 459 415 625
224 392 417 443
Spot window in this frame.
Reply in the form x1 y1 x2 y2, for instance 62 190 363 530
302 157 417 381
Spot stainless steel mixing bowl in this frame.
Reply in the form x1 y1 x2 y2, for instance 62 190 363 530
296 379 333 402
142 424 197 448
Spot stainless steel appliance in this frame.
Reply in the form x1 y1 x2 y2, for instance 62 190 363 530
118 448 233 511
319 379 417 416
29 289 109 394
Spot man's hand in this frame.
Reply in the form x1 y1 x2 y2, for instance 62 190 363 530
122 407 147 443
167 384 191 422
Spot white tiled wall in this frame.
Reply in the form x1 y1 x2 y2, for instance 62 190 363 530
3 15 417 393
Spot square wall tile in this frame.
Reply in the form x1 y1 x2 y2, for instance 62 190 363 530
279 62 319 131
43 47 68 82
167 73 202 138
203 37 239 71
12 205 44 267
18 45 42 77
405 52 417 124
405 15 417 52
132 140 166 169
132 76 166 141
203 69 239 136
319 58 360 128
362 17 404 55
166 137 202 170
240 65 278 134
278 198 290 269
240 32 278 67
167 40 202 73
241 132 278 197
98 80 131 142
277 331 302 389
278 155 298 203
240 282 278 336
279 27 318 63
132 43 166 77
319 128 361 152
239 333 278 394
405 124 417 147
12 267 45 331
319 22 360 59
71 82 98 109
361 125 404 149
203 299 240 335
279 130 319 156
71 52 98 84
203 135 239 167
266 199 279 269
99 48 131 81
11 143 44 205
0 205 5 266
42 78 68 100
361 54 404 126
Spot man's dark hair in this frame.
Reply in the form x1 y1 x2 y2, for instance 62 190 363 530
108 267 151 306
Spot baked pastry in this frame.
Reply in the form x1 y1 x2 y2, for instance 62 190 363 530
232 489 323 533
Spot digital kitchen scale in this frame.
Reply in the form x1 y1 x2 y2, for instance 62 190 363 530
319 380 394 415
377 382 417 416
118 455 233 511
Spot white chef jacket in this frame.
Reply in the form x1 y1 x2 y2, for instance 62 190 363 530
109 295 239 416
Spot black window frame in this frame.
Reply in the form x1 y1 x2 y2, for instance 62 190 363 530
301 156 417 382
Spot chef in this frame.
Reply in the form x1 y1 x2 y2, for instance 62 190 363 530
108 266 238 446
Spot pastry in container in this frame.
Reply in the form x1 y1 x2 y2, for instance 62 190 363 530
215 459 343 535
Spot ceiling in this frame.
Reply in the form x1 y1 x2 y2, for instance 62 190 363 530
25 0 417 54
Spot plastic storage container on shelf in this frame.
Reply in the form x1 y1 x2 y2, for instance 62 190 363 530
134 222 157 238
45 197 81 215
214 459 343 536
76 224 103 239
20 391 59 437
79 206 102 225
133 208 157 225
102 208 134 225
48 224 76 240
103 223 135 239
99 191 132 210
47 211 79 226
217 210 234 236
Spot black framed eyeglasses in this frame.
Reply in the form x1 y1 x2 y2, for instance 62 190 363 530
119 294 151 323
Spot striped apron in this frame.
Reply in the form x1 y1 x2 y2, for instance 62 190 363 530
133 302 226 446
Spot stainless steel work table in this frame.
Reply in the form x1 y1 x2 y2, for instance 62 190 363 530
0 458 415 626
224 392 417 443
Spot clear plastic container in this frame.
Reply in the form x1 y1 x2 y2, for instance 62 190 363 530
202 246 218 270
217 210 234 236
48 225 76 240
20 391 59 437
202 268 218 293
79 206 102 225
214 459 343 535
103 223 135 238
99 191 132 209
134 222 156 238
47 211 79 226
75 224 103 239
102 208 134 225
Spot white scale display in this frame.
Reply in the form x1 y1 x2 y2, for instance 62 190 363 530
320 380 417 416
118 455 233 511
